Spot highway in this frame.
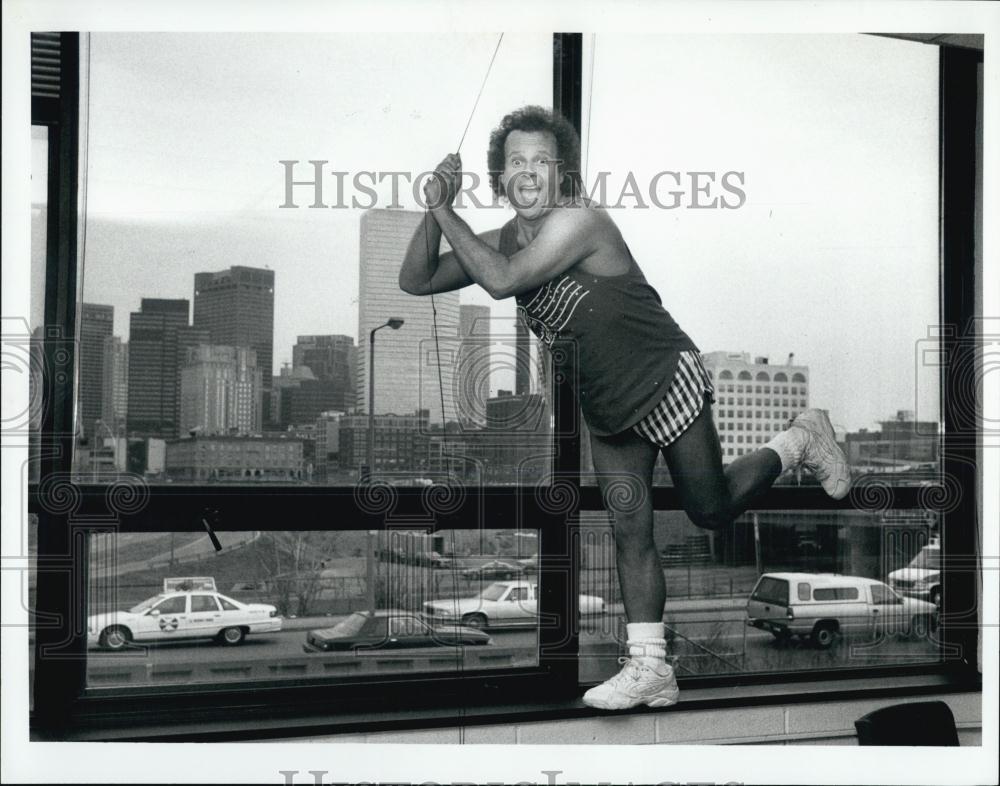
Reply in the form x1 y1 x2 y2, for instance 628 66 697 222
86 609 940 688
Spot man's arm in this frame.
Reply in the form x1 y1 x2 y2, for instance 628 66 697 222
432 204 602 300
399 214 501 295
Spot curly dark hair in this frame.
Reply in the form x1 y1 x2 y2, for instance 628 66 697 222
487 105 583 199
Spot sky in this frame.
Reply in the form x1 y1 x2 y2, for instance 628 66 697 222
30 32 940 433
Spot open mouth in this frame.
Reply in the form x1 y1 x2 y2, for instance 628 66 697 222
517 185 542 202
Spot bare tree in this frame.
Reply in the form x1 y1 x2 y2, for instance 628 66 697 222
250 531 339 616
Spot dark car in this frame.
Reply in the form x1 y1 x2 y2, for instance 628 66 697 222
461 559 524 580
418 550 452 568
302 609 492 653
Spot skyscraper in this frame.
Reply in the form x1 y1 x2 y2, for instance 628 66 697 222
126 299 208 439
458 304 491 428
292 334 356 411
271 364 348 429
79 303 114 440
101 336 128 436
701 351 810 465
180 344 262 436
515 310 532 397
193 266 275 418
357 209 459 424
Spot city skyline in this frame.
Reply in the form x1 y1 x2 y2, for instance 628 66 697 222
80 264 926 439
78 284 939 482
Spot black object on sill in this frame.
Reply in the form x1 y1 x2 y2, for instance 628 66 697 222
201 509 223 552
855 700 960 746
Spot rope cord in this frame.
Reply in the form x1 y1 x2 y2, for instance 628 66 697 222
426 33 505 438
427 222 448 435
424 36 505 741
456 34 505 154
584 34 596 184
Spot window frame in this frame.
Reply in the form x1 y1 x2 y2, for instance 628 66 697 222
28 32 982 740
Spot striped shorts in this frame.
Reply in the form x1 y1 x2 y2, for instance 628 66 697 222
632 351 717 448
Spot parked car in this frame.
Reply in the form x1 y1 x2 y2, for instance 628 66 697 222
302 609 491 652
87 590 281 651
887 541 942 607
746 572 938 648
422 580 605 629
461 559 524 580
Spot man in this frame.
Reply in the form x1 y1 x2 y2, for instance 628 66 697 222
399 105 850 710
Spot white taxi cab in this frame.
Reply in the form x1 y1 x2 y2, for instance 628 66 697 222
87 577 281 650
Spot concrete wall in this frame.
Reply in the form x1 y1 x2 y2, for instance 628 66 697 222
291 691 980 745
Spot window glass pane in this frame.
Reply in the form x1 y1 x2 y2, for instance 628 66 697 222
30 126 48 333
813 587 860 601
86 527 540 688
27 126 51 707
154 596 187 614
191 595 220 612
579 35 940 490
72 32 552 485
578 509 942 683
27 126 50 490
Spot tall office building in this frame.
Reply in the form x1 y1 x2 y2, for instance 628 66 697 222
701 351 810 465
271 364 349 429
180 344 262 436
486 389 549 433
457 304 491 428
126 299 209 439
357 209 459 423
101 336 128 435
193 266 275 419
79 303 114 440
515 311 532 397
292 334 356 411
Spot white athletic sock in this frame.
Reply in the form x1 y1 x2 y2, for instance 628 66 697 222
763 427 807 473
626 622 667 666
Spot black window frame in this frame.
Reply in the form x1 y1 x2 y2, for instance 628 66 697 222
28 32 982 740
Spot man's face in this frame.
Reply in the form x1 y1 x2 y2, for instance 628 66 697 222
501 130 562 219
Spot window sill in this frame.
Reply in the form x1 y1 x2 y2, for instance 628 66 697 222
46 667 980 742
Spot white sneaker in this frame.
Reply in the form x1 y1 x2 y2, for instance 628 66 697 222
792 409 851 500
582 657 680 710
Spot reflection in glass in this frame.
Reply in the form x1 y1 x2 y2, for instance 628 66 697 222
578 508 943 684
86 528 542 688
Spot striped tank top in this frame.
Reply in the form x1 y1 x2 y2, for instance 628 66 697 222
500 217 699 437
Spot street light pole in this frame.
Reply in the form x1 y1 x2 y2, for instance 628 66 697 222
365 318 404 481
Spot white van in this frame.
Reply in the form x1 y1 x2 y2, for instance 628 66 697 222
887 542 942 607
746 572 938 648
